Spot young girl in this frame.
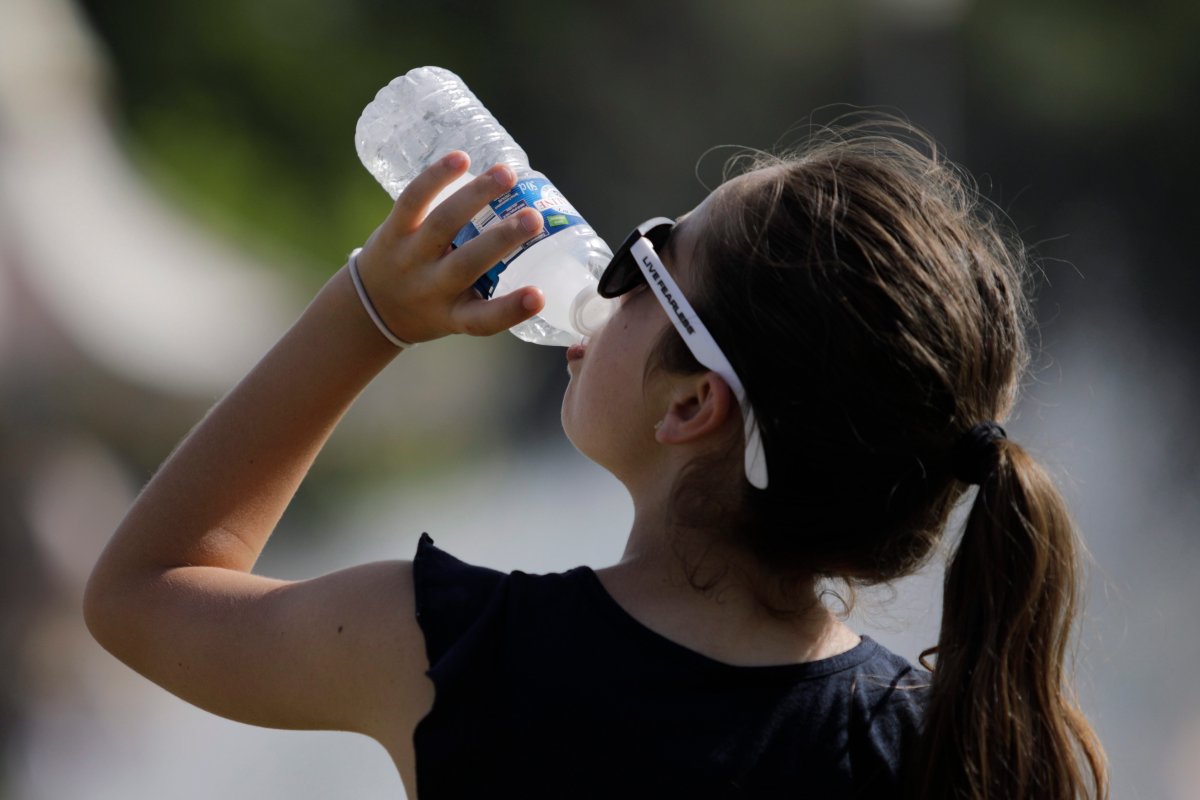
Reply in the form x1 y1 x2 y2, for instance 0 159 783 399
85 121 1108 798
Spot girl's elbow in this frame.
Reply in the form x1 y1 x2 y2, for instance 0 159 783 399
82 565 119 652
82 558 142 658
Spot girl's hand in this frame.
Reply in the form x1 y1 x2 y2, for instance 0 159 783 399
354 150 546 344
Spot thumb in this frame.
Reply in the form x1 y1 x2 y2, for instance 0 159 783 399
453 287 545 337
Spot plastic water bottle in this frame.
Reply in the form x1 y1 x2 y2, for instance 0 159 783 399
355 66 616 346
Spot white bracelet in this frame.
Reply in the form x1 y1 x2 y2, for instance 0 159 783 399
347 248 415 349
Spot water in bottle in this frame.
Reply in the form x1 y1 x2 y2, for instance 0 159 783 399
355 66 615 346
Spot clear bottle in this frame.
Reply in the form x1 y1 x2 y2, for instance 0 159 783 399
355 66 615 346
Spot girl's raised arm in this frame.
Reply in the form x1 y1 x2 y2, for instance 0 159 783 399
83 152 544 741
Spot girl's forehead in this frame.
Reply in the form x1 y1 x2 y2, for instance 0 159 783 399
721 165 779 199
666 203 708 265
665 166 774 278
678 167 772 227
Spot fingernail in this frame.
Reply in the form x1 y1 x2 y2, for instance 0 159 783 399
523 292 541 311
489 164 514 186
520 210 541 233
444 151 468 169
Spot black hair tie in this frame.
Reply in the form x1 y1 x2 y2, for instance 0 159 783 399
952 422 1007 485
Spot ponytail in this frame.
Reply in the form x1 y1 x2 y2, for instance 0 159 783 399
910 441 1108 799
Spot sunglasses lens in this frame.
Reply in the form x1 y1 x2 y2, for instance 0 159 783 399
598 254 642 298
598 219 675 299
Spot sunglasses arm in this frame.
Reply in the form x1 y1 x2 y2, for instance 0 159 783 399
629 237 768 489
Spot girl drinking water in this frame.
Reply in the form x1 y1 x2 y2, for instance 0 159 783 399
85 119 1107 798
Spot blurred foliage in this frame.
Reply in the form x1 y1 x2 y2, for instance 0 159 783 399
971 0 1200 132
76 0 467 284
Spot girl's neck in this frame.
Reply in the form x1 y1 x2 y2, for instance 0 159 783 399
595 513 860 667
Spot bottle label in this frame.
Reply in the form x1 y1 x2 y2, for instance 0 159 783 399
452 177 592 299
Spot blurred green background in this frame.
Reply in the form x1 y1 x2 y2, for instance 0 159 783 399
1 0 1197 797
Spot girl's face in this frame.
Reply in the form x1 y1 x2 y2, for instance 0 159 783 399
560 199 710 485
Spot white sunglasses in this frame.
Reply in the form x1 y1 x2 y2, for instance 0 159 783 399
597 217 768 490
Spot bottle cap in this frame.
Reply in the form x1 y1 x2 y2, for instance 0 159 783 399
570 287 616 338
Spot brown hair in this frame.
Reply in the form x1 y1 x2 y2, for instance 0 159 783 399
652 118 1108 798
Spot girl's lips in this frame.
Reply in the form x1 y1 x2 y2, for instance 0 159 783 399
566 343 586 362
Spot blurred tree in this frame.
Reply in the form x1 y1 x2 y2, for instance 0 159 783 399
962 0 1200 475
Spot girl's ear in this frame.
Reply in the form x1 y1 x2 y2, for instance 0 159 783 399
654 371 737 446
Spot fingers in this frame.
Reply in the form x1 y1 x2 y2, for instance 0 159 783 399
441 206 543 289
386 156 540 275
386 151 472 234
452 287 545 337
419 164 519 246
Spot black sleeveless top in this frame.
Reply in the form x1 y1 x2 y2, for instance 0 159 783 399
412 534 929 799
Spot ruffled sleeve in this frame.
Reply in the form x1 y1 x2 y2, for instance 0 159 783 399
412 532 508 668
411 534 513 797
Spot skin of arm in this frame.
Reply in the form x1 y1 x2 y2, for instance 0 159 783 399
83 151 546 744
